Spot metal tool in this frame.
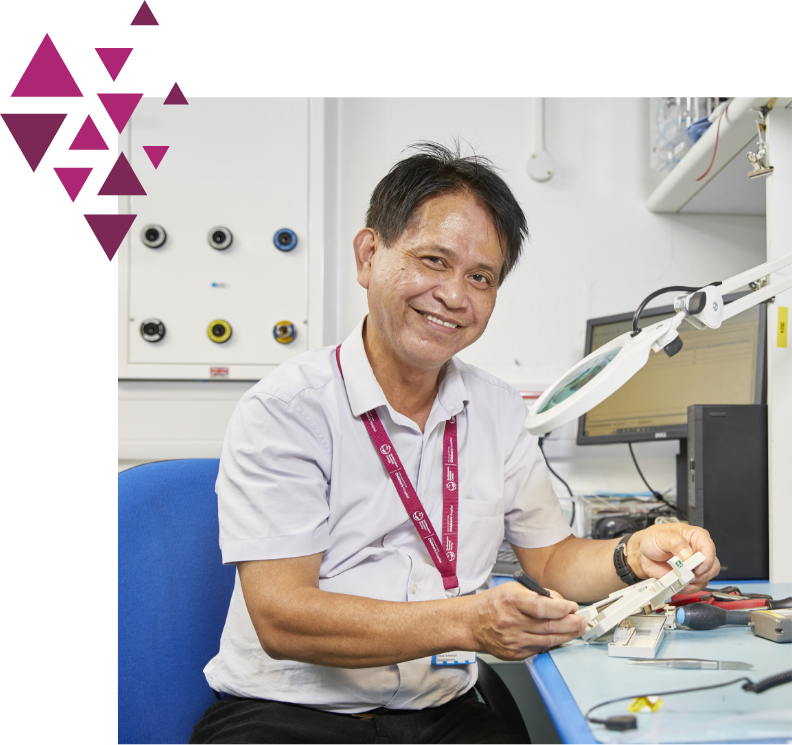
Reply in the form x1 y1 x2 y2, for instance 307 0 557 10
626 658 753 670
512 570 551 597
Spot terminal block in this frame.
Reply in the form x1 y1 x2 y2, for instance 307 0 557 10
577 552 706 642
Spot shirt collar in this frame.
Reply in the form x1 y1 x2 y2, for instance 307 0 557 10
338 316 469 421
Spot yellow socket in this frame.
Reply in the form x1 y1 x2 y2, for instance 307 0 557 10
207 319 232 343
273 321 296 344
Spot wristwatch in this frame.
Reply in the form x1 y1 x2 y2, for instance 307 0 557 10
613 533 641 586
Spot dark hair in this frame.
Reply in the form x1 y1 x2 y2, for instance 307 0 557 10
365 141 528 286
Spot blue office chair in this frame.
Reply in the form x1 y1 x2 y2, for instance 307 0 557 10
119 459 235 744
119 458 530 744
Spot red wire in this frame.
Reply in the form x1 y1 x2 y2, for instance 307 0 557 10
696 106 728 182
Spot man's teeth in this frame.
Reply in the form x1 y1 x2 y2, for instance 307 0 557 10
422 312 458 329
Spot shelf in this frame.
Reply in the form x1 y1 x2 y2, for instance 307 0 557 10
647 97 792 215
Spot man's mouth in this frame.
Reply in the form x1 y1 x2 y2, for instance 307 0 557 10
414 308 460 329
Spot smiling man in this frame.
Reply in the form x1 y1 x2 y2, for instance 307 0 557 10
190 143 719 744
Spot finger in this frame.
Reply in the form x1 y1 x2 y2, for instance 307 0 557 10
511 590 579 620
548 589 579 612
518 612 589 637
687 527 717 568
521 629 587 651
657 530 695 562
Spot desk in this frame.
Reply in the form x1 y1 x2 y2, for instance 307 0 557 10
524 582 792 744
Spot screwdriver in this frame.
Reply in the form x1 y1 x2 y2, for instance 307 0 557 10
676 602 754 630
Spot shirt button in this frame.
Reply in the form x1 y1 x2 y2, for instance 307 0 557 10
411 584 417 594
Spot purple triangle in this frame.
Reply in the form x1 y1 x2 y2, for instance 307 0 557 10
142 145 169 169
1 113 67 171
95 48 133 81
54 167 92 201
98 153 146 196
98 92 143 133
84 214 137 261
69 115 108 151
163 83 188 105
131 2 159 25
11 34 82 98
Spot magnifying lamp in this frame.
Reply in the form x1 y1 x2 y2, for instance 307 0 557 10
525 252 792 435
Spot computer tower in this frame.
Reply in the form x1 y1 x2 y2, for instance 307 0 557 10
687 405 768 580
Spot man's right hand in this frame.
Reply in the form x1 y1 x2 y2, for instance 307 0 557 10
467 583 588 660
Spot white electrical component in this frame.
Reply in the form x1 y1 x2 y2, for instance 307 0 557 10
608 607 678 659
577 552 705 643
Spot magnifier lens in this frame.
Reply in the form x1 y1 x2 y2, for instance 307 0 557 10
536 347 622 414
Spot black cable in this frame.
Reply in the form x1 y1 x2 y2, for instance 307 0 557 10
631 285 702 336
538 436 575 527
631 281 726 337
585 670 792 731
627 442 680 516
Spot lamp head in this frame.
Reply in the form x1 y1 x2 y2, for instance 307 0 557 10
525 312 686 436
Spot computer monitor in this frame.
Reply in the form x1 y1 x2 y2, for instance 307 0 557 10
576 293 766 446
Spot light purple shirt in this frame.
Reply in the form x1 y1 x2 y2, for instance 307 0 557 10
204 317 571 712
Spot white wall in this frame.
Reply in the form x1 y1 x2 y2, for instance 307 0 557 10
121 97 766 493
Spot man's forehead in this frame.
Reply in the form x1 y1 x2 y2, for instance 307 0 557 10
401 192 503 267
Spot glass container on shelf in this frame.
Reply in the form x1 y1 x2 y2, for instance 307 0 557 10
650 97 724 173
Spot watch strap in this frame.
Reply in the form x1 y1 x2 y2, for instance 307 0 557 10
614 533 641 586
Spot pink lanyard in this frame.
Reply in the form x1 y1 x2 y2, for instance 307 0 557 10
336 345 460 592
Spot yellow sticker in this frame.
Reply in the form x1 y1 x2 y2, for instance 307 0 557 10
778 307 788 348
627 696 664 713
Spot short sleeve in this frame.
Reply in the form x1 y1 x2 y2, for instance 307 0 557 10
216 392 332 564
502 404 572 549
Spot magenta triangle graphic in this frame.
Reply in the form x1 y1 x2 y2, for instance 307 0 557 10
85 214 137 261
131 2 159 25
69 115 108 151
95 48 133 81
11 34 82 98
98 92 143 133
54 167 92 201
98 153 146 196
142 145 169 169
163 83 188 105
1 113 67 171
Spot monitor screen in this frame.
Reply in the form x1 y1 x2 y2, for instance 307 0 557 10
577 295 766 445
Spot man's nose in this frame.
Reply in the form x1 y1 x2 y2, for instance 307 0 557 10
435 272 469 309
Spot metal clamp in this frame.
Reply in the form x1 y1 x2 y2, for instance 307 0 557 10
747 110 774 179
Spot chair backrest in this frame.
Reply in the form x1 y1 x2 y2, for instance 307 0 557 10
118 459 236 744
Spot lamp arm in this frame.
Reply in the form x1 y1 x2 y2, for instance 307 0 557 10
723 272 792 321
718 251 792 295
682 250 792 327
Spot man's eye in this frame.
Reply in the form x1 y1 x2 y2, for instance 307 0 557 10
471 274 487 283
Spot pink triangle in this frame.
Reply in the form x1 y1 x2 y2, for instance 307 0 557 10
95 48 133 82
69 115 108 151
98 153 146 196
142 145 169 169
163 83 188 105
54 167 92 201
98 92 143 133
1 113 67 171
11 34 82 98
131 1 159 25
84 214 137 261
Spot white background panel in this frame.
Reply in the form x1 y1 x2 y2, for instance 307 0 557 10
125 98 309 367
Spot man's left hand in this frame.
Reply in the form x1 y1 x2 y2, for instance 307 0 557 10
625 523 720 592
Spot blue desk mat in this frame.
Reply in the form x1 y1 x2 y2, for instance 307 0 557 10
523 582 792 744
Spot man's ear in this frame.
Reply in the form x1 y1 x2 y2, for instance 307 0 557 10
353 228 378 290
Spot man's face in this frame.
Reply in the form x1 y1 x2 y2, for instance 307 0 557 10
355 190 503 371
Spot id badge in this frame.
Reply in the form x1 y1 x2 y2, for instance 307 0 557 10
431 651 477 666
